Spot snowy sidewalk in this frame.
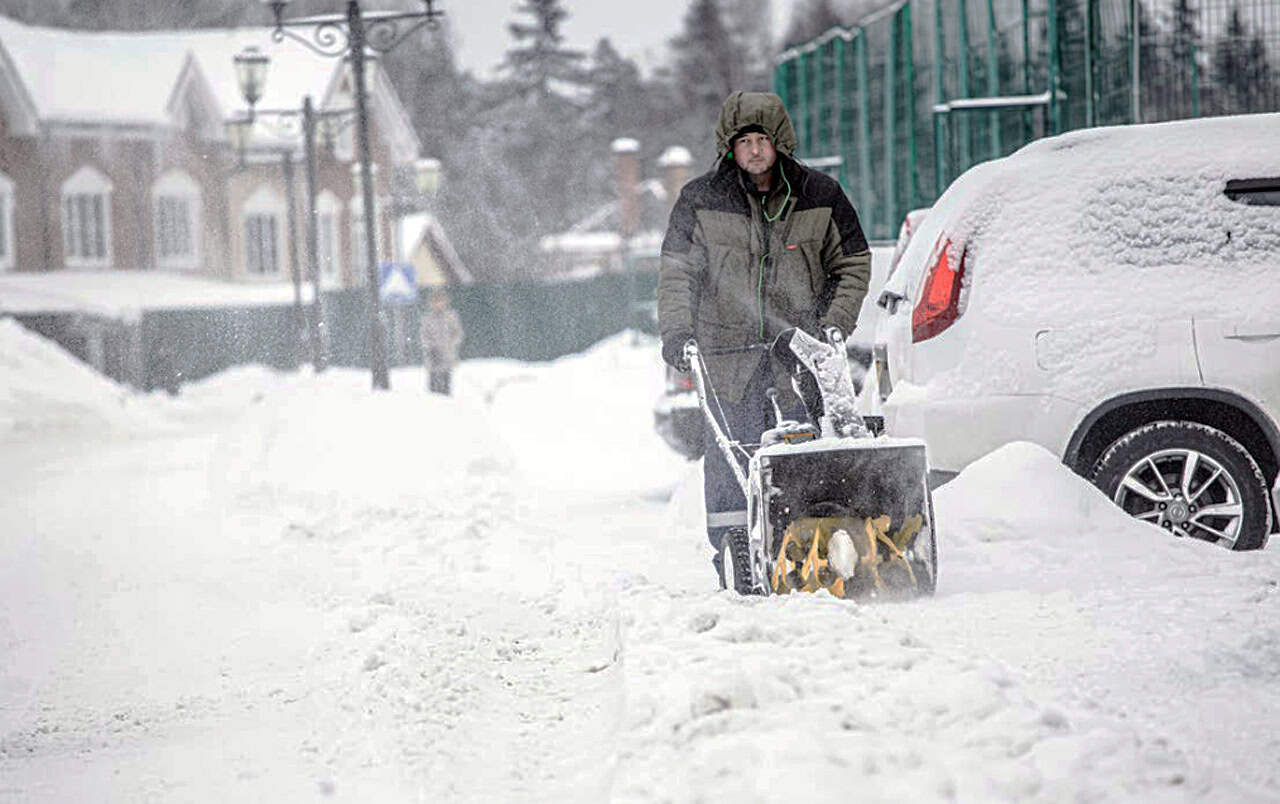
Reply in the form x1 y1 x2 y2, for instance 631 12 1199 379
2 325 1278 801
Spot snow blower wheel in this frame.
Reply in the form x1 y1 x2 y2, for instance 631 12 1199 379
718 527 758 594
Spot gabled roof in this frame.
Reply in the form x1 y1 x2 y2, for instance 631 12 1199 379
0 15 420 162
399 213 474 285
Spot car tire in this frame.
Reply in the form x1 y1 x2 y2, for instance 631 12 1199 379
1090 420 1272 551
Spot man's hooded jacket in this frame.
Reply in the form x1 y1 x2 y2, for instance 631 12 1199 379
658 91 872 404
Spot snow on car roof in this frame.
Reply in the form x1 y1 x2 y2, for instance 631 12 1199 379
916 113 1280 327
885 114 1280 404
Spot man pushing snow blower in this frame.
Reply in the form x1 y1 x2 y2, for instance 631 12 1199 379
659 91 936 598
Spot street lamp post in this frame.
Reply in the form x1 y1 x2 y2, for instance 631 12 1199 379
232 45 366 372
225 110 309 369
259 0 445 391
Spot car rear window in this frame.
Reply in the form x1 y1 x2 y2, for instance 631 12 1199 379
1225 177 1280 207
1081 174 1280 267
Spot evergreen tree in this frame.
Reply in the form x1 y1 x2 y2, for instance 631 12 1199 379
499 0 588 101
1213 6 1272 113
723 0 776 90
670 0 740 147
586 38 648 138
782 0 843 49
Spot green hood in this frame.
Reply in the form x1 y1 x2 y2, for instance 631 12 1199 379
714 91 798 158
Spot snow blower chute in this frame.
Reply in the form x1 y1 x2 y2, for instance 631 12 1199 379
687 329 937 600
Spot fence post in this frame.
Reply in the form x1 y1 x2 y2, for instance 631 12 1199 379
1021 0 1032 141
1084 0 1095 126
957 0 972 172
934 0 948 194
985 0 1001 158
1191 40 1200 116
1048 0 1061 133
904 4 920 208
856 29 874 220
799 49 811 156
1130 0 1141 123
835 35 851 194
885 12 899 236
815 41 826 156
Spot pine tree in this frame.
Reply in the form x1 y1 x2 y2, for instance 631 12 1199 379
723 0 776 91
500 0 588 102
586 38 649 138
670 0 740 137
1213 6 1272 113
782 0 844 49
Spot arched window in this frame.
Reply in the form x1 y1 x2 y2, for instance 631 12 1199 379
315 189 342 284
154 169 202 270
61 165 113 269
242 185 284 277
0 171 14 271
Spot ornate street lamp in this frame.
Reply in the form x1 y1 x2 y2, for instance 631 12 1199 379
230 46 362 373
259 0 445 391
233 46 270 109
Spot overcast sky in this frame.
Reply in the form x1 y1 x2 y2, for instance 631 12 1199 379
445 0 791 78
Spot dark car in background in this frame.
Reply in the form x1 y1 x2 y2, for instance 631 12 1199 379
654 363 705 460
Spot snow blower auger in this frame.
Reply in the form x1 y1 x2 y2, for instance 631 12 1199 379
687 328 937 601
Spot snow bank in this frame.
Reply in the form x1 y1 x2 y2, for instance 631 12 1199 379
469 331 687 499
935 440 1243 594
0 317 154 436
199 365 514 515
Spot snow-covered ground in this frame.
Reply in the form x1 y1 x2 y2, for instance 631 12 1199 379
2 318 1279 802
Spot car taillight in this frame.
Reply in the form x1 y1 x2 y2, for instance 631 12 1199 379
668 369 695 392
911 234 968 343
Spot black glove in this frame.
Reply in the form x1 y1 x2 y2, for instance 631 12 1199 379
662 333 693 372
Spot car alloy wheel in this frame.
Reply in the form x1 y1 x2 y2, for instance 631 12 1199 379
1114 448 1243 544
1092 420 1272 551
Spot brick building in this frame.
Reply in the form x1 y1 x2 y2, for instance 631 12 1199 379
0 14 427 288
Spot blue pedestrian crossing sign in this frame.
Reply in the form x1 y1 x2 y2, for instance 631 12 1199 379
379 262 418 306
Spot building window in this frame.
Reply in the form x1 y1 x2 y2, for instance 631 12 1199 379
61 165 113 269
0 172 13 271
153 169 201 270
241 185 285 279
244 213 279 275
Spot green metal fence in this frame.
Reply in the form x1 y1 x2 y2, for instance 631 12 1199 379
775 0 1280 240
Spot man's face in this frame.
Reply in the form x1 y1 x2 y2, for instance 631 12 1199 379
732 132 776 178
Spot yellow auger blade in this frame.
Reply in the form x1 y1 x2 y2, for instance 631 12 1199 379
771 514 922 601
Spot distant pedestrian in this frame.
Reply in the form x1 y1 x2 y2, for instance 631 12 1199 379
419 288 463 395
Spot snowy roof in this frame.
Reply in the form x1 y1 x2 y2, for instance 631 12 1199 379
0 269 315 320
657 146 692 168
0 15 420 161
538 230 664 255
398 213 474 285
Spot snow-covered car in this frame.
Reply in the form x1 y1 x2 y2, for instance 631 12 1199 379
869 113 1280 550
654 363 705 460
886 206 931 282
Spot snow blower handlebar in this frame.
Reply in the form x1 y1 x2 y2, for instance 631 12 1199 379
684 341 751 496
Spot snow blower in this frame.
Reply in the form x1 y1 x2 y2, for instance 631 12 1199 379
687 329 937 600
